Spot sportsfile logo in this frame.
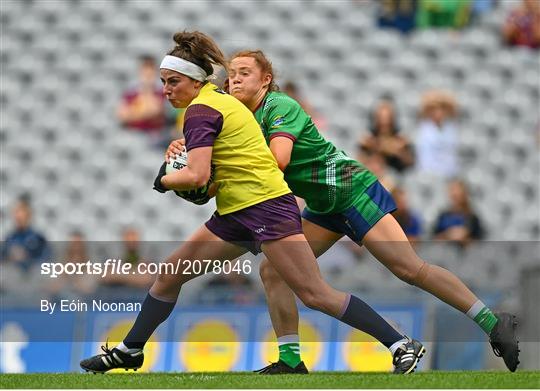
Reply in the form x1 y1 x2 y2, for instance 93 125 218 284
40 259 165 279
40 258 252 278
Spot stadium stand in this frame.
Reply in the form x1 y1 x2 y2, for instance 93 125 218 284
1 1 538 361
2 0 538 266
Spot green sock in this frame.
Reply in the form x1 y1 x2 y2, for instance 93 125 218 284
278 342 301 368
473 307 499 335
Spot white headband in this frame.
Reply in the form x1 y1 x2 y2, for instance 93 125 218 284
160 55 208 82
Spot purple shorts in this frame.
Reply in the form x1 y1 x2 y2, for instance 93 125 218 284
205 193 303 254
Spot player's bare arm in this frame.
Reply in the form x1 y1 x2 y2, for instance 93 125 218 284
269 136 294 172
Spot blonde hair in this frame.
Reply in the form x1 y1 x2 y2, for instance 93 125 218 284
420 90 458 118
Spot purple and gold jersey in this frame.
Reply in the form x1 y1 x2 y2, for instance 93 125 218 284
181 83 291 215
254 91 377 214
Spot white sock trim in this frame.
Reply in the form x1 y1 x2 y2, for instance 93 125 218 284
389 338 409 355
277 334 300 346
466 300 485 319
116 342 142 354
116 342 130 353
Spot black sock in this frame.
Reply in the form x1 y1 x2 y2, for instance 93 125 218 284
338 294 404 348
123 293 176 350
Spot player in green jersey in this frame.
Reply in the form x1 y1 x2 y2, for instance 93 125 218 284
167 50 519 373
82 31 422 376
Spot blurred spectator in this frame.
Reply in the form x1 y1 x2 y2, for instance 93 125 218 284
359 152 397 193
470 0 496 21
121 227 143 266
283 81 327 131
416 90 459 178
317 237 367 275
116 55 174 147
64 230 88 263
377 0 417 34
101 227 153 290
1 195 51 271
45 231 97 299
416 0 471 29
502 0 540 49
433 179 485 244
358 99 415 173
205 273 256 305
391 187 423 242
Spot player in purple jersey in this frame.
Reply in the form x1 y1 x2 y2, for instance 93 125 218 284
81 31 424 375
170 49 520 373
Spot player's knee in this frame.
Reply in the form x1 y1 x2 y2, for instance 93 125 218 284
391 263 415 284
392 260 430 286
154 273 183 292
150 275 181 300
296 287 326 311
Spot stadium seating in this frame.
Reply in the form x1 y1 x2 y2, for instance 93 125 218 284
1 0 538 296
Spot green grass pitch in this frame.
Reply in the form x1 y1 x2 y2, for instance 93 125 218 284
1 371 539 389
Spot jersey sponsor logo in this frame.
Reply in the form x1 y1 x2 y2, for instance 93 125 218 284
271 116 285 128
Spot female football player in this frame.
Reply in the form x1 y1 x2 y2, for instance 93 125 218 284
80 31 423 375
167 50 519 373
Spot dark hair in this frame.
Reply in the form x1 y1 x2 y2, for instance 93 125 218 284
369 98 400 135
167 31 227 79
449 178 473 215
391 186 411 227
69 229 84 238
227 50 279 92
17 193 31 207
283 81 297 93
139 54 156 66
